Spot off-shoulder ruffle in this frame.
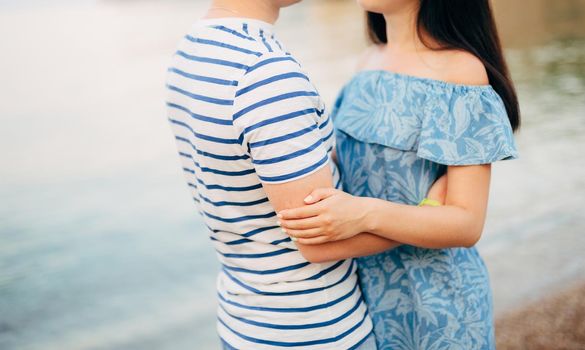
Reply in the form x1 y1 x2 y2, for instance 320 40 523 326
332 70 518 165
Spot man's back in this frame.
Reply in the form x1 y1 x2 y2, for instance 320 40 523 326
166 18 372 349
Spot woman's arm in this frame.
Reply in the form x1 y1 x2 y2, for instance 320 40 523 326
278 165 489 249
262 164 401 263
299 233 401 263
287 173 447 262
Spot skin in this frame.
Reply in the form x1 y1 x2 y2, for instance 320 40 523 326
205 0 302 23
265 165 446 264
278 0 493 250
204 0 448 263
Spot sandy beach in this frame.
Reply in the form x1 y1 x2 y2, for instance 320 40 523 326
496 281 585 349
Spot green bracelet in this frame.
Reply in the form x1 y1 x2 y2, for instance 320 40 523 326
418 198 441 207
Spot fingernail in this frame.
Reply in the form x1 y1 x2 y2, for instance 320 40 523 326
290 236 298 242
276 220 281 226
277 213 283 219
304 195 313 202
281 228 287 234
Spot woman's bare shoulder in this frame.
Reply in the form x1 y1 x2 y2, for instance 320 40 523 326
442 50 489 86
355 44 385 72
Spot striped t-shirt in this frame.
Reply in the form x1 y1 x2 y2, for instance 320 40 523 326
165 18 372 349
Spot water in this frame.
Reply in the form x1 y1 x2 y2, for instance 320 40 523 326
0 1 584 349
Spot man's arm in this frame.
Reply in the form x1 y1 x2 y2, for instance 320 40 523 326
263 165 400 263
232 52 399 263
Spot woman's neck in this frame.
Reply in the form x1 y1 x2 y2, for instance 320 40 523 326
383 3 429 52
205 0 280 24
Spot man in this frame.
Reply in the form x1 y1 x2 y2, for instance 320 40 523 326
165 1 398 348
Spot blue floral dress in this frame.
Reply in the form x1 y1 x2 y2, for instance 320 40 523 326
332 70 518 350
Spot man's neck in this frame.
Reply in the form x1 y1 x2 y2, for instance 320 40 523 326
205 0 280 24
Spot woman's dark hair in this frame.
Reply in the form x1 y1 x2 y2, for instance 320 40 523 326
367 0 520 131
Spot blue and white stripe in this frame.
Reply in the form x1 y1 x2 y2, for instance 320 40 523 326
166 17 372 349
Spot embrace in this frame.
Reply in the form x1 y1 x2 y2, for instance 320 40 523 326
165 0 520 349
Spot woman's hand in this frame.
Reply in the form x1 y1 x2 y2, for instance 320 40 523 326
277 189 370 245
278 174 448 245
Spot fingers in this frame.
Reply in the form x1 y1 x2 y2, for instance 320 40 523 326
303 188 339 204
279 188 340 218
278 216 322 230
283 227 324 239
278 203 323 220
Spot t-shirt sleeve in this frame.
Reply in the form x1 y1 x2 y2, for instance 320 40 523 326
232 53 330 184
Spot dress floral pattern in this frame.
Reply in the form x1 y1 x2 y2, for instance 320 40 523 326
332 70 518 350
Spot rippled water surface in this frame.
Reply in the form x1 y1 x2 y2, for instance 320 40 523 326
1 1 584 349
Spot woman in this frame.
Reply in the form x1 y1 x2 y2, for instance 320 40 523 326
278 0 520 348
